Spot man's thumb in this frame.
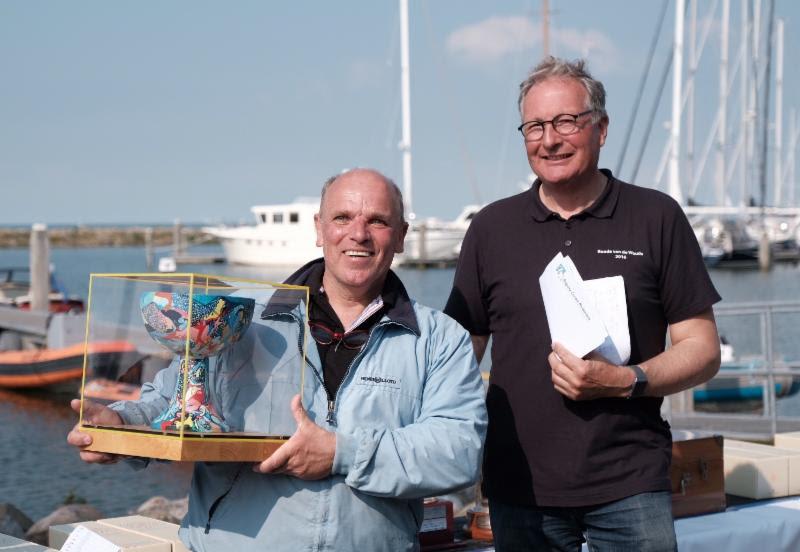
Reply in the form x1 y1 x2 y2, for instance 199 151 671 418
290 394 307 426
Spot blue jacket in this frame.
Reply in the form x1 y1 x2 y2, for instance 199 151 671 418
113 260 487 551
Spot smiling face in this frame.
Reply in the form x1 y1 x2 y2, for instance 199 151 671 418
315 169 408 302
521 77 608 189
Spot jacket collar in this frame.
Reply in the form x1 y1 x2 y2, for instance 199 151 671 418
261 257 420 336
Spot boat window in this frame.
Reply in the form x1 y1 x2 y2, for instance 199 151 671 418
273 213 284 224
260 214 267 223
289 212 299 223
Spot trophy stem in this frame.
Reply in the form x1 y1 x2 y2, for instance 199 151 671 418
150 357 229 433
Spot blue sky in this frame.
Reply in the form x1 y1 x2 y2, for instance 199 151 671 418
2 1 799 225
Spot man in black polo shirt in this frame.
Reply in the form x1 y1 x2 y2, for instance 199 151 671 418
444 57 721 551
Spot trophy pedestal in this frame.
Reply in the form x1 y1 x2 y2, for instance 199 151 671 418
82 424 290 462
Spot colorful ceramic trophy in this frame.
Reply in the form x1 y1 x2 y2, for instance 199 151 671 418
140 291 255 432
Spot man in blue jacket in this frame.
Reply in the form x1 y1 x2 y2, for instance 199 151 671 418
68 168 488 551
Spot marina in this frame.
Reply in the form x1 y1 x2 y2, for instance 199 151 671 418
3 0 800 549
0 242 799 524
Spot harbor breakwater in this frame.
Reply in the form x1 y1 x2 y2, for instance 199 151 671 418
0 226 217 249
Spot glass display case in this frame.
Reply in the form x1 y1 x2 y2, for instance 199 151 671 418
78 273 309 462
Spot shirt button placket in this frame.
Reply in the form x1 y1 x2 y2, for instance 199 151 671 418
564 220 572 247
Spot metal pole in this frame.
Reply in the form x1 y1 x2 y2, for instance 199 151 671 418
741 0 750 207
716 0 730 206
686 0 697 198
399 0 414 219
542 0 550 58
773 18 784 205
669 0 685 204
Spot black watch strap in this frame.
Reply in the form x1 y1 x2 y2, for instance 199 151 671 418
627 364 648 398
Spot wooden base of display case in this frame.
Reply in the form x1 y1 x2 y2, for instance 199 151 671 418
81 424 290 462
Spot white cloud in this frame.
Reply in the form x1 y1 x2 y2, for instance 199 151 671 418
446 16 538 64
446 15 620 72
554 28 620 72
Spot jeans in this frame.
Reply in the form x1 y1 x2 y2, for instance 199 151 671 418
489 491 677 552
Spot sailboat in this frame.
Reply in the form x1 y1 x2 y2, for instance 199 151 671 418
204 1 478 268
393 0 480 266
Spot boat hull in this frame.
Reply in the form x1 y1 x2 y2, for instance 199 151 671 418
0 341 141 389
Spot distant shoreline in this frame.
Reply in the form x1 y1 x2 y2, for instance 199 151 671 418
0 226 219 248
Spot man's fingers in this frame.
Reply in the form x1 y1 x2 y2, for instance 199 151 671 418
67 427 91 447
552 342 579 364
256 442 292 474
70 398 82 415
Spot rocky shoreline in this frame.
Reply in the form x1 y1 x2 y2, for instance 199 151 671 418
0 495 187 545
0 226 218 249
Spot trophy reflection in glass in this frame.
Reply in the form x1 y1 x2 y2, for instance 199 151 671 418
140 291 255 433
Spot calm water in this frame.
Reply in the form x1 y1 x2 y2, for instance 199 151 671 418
0 245 799 520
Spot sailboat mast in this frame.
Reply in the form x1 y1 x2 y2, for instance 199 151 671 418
669 0 685 204
716 0 730 206
399 0 414 219
773 17 784 205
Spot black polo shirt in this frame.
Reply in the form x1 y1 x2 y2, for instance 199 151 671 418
445 169 720 507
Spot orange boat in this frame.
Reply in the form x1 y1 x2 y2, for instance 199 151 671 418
0 341 143 388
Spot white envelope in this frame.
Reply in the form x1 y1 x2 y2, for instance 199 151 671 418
583 275 631 365
538 252 608 359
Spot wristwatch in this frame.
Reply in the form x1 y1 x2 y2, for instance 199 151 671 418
627 365 648 398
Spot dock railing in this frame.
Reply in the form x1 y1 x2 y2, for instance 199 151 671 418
666 300 800 441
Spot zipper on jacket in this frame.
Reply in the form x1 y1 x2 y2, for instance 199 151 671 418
325 321 396 426
326 399 336 425
205 466 243 533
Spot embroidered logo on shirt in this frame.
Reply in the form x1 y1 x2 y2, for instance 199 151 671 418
597 249 644 260
357 375 402 390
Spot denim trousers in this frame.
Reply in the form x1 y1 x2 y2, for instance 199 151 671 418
489 491 678 552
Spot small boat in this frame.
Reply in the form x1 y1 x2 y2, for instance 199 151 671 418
0 267 84 313
0 341 143 389
202 199 320 267
692 337 800 403
396 205 482 265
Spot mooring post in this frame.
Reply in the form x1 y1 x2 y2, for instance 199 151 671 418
145 227 154 270
173 219 184 258
29 223 50 311
758 229 772 271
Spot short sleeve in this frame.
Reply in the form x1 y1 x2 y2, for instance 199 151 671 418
658 201 721 323
444 216 491 335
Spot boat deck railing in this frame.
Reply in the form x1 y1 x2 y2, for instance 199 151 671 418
666 300 800 441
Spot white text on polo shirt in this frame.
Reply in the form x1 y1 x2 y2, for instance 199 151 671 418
597 249 644 260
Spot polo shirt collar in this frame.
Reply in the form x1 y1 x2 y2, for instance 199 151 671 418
528 168 619 222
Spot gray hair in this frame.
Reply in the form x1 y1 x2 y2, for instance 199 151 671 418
518 56 607 121
320 168 406 223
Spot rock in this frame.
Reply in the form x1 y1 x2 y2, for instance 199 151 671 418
132 496 188 524
0 503 33 539
25 503 103 545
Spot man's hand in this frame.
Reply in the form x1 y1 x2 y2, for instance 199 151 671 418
548 342 634 401
66 398 124 464
254 395 336 480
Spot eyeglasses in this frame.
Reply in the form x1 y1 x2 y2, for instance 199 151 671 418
309 321 369 351
517 110 596 141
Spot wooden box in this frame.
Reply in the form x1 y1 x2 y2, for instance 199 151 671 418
670 434 726 518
